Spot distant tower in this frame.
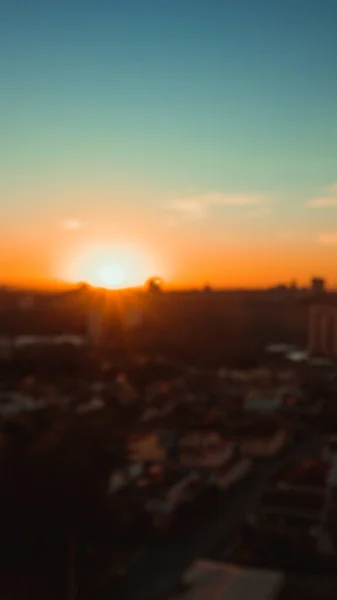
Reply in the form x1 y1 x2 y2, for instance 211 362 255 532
87 291 104 347
87 305 102 347
308 304 337 358
146 277 163 294
311 277 326 294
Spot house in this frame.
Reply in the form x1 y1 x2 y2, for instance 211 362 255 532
213 456 252 490
53 335 86 347
145 470 201 516
178 430 234 468
108 462 144 494
244 390 282 412
141 398 177 423
169 559 284 600
76 397 105 414
243 384 317 416
225 420 288 458
128 432 167 462
0 392 47 417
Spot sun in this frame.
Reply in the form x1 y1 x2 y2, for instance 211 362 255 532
98 264 127 289
61 242 161 290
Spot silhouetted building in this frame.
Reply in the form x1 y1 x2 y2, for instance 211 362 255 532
87 291 104 346
147 277 162 294
311 277 326 295
308 305 337 358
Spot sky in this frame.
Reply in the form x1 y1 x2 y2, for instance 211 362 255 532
1 0 337 288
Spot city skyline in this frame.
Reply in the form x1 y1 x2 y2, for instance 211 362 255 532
2 1 337 288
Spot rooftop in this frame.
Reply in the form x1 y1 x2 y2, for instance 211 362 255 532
170 559 284 600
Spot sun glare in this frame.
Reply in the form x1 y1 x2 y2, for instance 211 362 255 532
98 264 126 289
61 243 161 290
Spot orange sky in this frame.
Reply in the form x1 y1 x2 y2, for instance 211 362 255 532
3 1 337 290
2 222 335 290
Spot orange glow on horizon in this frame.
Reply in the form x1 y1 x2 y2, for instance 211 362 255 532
59 241 163 290
2 228 337 290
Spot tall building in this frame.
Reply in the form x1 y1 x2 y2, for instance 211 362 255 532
311 277 326 294
87 290 106 347
308 305 337 358
146 277 162 294
87 304 103 347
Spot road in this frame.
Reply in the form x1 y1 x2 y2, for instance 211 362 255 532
114 430 322 600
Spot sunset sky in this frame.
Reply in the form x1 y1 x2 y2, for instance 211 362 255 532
2 0 337 288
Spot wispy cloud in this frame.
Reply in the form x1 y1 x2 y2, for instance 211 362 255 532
167 199 207 220
317 233 337 246
167 192 267 220
307 197 337 208
307 183 337 207
61 218 84 231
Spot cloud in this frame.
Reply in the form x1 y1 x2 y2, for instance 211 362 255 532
167 192 267 220
307 197 337 208
317 233 337 246
167 199 207 220
245 207 272 219
307 183 337 207
61 218 84 231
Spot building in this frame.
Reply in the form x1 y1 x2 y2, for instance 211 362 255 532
311 277 326 294
178 430 234 468
240 428 287 458
224 419 288 458
169 559 284 600
213 455 252 489
243 390 282 412
145 470 201 522
308 305 337 358
128 432 167 462
250 457 337 554
87 303 103 347
147 277 162 294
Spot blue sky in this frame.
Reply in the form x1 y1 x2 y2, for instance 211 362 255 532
1 0 337 286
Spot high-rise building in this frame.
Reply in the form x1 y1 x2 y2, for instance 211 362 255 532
146 277 162 294
311 277 326 294
308 305 337 358
87 304 103 347
87 290 106 347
